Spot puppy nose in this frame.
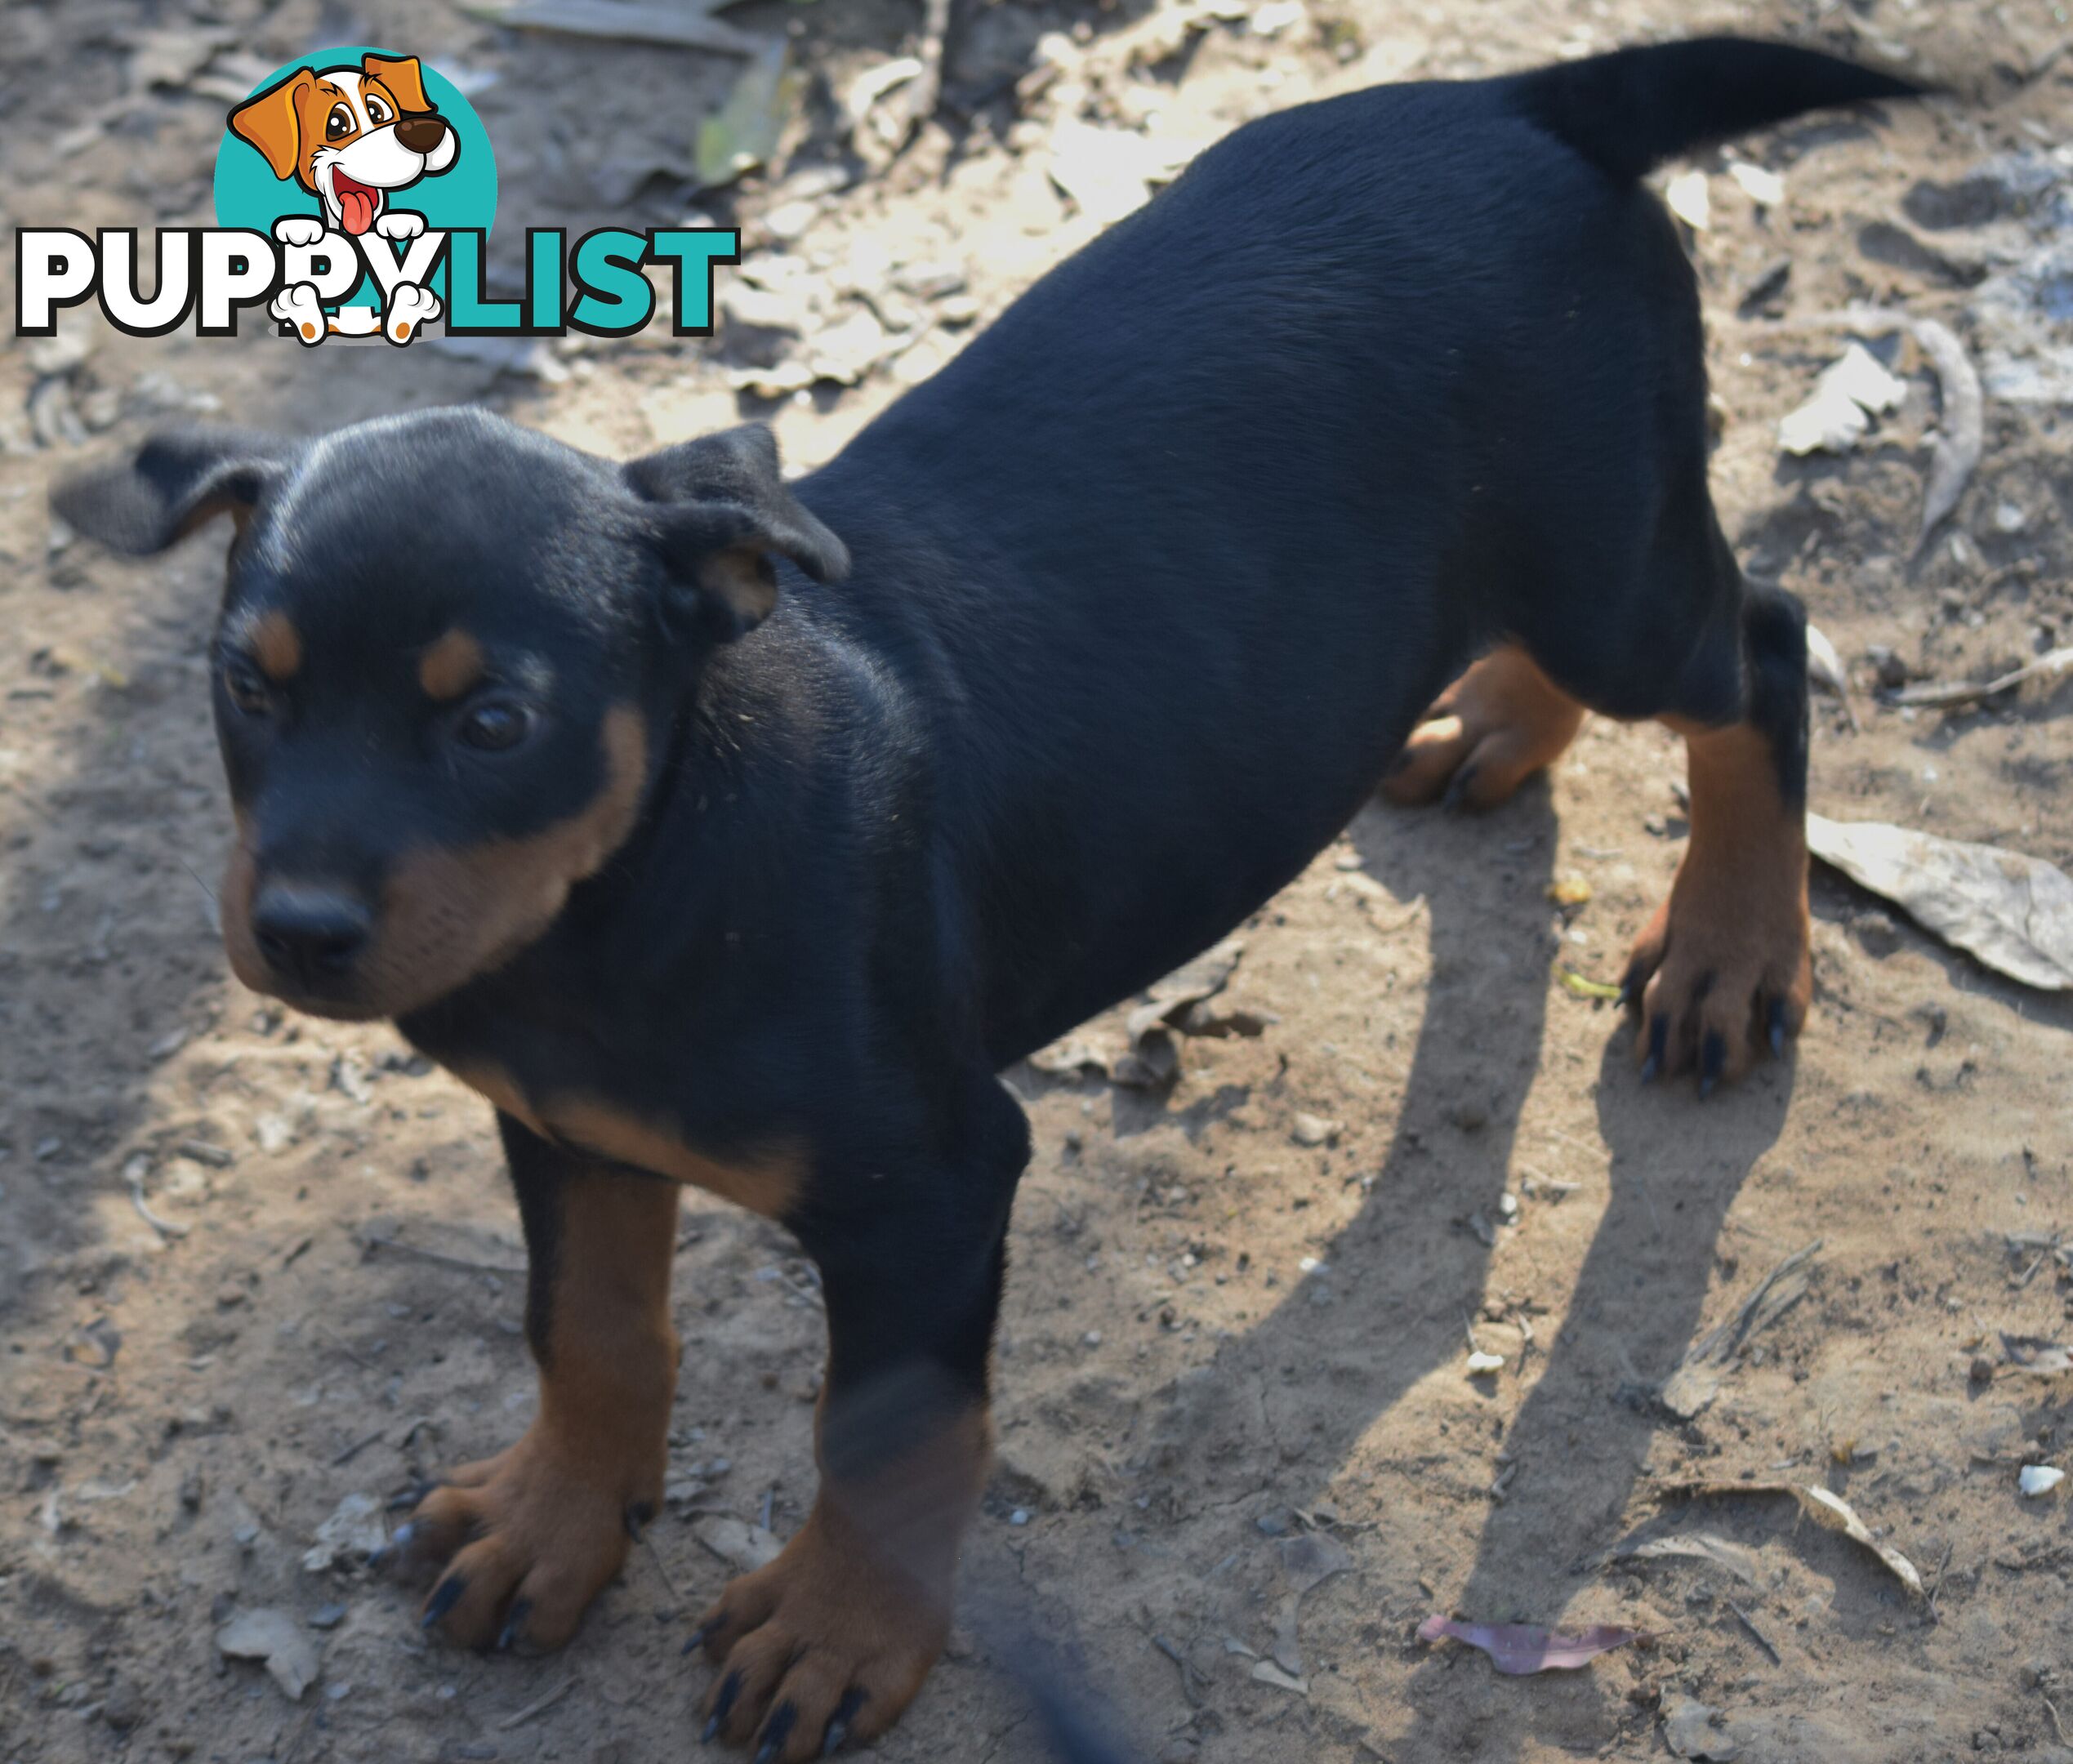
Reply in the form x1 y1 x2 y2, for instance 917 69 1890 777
252 882 372 985
394 114 448 154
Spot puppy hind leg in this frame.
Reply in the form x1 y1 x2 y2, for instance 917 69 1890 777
1382 644 1587 811
1621 583 1812 1091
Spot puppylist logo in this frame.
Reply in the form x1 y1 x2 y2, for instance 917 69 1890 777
15 44 737 346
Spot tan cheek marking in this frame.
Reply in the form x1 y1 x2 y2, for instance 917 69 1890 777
346 707 649 1018
417 628 485 702
252 611 303 681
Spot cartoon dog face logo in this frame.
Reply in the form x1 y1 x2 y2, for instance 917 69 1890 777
230 54 458 238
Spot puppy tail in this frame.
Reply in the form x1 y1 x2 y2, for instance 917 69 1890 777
1508 37 1928 184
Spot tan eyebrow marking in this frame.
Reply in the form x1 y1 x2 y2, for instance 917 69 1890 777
418 628 485 702
251 611 303 682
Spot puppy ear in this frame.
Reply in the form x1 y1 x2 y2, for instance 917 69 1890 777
363 53 432 114
624 425 848 642
229 69 314 180
52 428 295 556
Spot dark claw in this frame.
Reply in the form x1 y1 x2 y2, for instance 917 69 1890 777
1640 1015 1667 1084
1699 1030 1726 1098
386 1479 436 1512
497 1598 531 1652
682 1619 716 1657
704 1671 742 1743
369 1521 416 1568
1441 764 1478 813
823 1689 866 1756
624 1499 654 1543
756 1703 798 1763
1768 996 1787 1058
421 1575 466 1632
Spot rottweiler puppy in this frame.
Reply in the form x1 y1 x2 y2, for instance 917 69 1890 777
57 38 1920 1762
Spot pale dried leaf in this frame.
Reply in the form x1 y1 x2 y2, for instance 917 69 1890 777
1808 815 2073 991
1415 1615 1637 1674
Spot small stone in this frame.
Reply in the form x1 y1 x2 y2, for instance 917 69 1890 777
1866 644 1910 689
1970 1355 1996 1386
1852 911 1901 958
101 1678 145 1730
1291 1112 1340 1147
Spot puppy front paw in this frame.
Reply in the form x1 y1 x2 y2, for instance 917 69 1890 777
271 216 327 247
374 210 426 241
382 283 442 344
270 282 328 345
383 1423 659 1652
692 1503 949 1762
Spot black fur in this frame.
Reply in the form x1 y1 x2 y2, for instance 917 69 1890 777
56 42 1911 1723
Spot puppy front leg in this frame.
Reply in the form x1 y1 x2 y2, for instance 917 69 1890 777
692 1107 1023 1762
396 1117 680 1650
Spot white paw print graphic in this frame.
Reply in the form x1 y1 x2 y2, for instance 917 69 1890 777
374 211 426 242
271 216 326 247
270 282 327 345
383 283 442 344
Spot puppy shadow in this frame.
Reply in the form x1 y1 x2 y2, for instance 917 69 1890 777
1405 1013 1794 1756
1141 783 1560 1564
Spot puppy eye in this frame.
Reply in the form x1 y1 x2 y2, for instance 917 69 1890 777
326 105 354 140
223 659 272 717
455 700 534 753
366 96 390 123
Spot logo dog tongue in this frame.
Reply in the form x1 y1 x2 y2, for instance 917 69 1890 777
332 170 378 235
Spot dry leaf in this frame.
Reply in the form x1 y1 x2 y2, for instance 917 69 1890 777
1808 815 2073 991
692 1515 782 1572
1601 1531 1767 1587
1416 1615 1637 1674
1658 1481 1921 1598
216 1609 320 1699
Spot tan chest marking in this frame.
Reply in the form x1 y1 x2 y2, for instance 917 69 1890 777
450 1062 801 1219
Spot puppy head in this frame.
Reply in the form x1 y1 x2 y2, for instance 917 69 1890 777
51 412 846 1023
228 54 458 234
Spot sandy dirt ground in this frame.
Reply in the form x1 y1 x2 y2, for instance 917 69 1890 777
4 2 2073 1761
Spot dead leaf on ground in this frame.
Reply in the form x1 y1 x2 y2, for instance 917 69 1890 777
692 1514 782 1573
1599 1530 1768 1587
216 1609 320 1699
1268 1530 1352 1674
1415 1615 1638 1674
1665 1697 1745 1761
459 0 762 56
696 40 803 192
1659 1241 1820 1420
1656 1481 1922 1599
1808 815 2073 991
2001 1333 2073 1374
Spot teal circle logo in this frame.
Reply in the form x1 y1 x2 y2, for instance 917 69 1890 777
213 46 495 323
214 47 495 235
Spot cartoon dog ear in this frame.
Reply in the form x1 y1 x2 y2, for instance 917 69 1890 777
229 69 314 181
363 53 432 114
624 424 849 642
51 428 297 556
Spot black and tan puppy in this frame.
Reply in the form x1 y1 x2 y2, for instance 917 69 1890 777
57 39 1920 1761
